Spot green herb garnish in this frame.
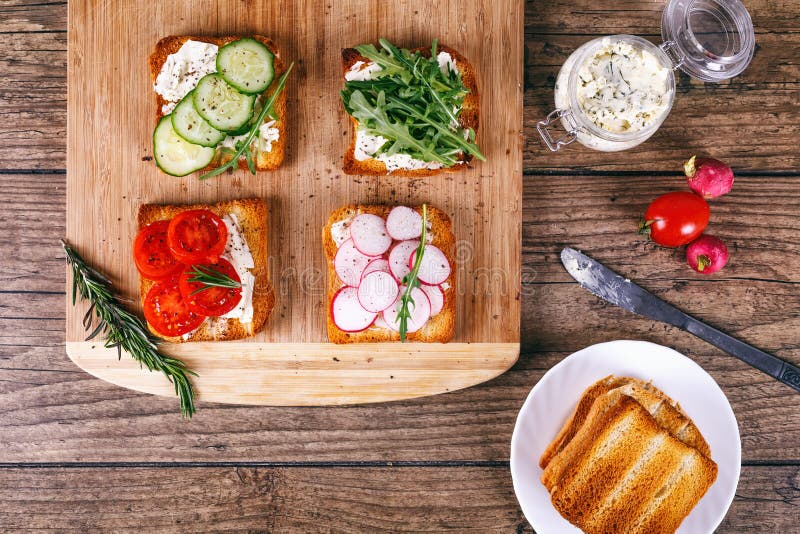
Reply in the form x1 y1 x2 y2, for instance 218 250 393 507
186 264 241 295
200 62 294 181
62 239 197 417
396 204 428 342
341 39 485 167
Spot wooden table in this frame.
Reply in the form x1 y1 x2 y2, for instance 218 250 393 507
1 0 798 531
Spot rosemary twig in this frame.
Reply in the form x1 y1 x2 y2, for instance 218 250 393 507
396 205 428 342
186 264 241 295
61 239 197 417
200 62 295 181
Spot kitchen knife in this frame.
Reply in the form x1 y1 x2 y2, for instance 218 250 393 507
560 247 800 393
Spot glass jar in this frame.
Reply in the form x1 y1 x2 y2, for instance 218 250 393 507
538 0 755 152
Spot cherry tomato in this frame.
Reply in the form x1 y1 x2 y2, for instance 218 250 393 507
641 192 710 247
178 258 243 317
133 220 184 281
167 209 228 265
143 278 205 337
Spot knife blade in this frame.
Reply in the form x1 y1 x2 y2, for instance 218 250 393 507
561 247 800 393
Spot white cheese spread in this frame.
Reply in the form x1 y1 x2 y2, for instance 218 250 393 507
220 213 255 324
436 51 458 75
154 40 218 114
574 39 670 134
330 217 353 247
258 120 280 152
344 60 383 81
353 130 444 173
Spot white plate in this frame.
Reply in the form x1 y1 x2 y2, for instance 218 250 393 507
510 340 740 533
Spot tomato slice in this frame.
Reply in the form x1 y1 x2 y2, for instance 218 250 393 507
133 220 184 281
178 258 243 317
143 278 206 337
167 209 228 265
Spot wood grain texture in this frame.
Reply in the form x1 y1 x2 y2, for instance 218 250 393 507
0 465 797 532
65 0 523 404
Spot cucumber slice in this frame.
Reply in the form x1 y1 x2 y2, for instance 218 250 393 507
171 92 226 147
153 115 215 177
217 38 275 94
193 73 255 131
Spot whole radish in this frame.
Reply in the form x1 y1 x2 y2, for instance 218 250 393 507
684 155 734 199
686 235 729 274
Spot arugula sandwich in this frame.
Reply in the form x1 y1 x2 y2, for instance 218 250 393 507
340 39 484 176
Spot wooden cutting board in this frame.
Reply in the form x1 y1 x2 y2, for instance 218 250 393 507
66 0 523 406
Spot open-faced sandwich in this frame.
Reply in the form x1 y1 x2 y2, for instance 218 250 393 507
149 35 290 178
134 198 274 342
323 204 456 343
340 39 484 176
540 376 718 533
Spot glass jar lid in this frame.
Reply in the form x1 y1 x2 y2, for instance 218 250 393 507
661 0 755 82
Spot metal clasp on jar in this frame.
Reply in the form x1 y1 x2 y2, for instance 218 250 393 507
537 109 579 152
659 40 686 70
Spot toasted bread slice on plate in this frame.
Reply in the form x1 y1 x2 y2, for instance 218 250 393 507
540 375 711 468
540 376 718 534
322 204 456 343
341 43 479 176
149 35 287 172
137 198 274 342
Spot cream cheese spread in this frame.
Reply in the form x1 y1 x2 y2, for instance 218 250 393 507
154 40 218 114
220 213 255 324
575 39 670 134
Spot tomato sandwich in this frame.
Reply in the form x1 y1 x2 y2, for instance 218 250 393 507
134 198 274 342
322 204 456 343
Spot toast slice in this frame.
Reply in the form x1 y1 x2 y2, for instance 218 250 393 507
341 44 479 177
322 205 456 343
540 375 711 468
542 391 718 534
137 198 274 342
149 35 287 172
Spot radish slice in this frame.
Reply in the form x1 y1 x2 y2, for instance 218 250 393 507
386 206 423 241
362 258 391 280
334 238 373 287
409 245 451 285
349 214 392 256
382 286 431 333
358 271 399 313
420 284 444 316
330 286 377 332
389 240 420 282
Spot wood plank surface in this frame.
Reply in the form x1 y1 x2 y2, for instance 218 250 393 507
0 465 796 532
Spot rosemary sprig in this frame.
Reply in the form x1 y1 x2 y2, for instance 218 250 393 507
396 204 428 342
186 264 241 295
200 62 295 181
61 239 197 417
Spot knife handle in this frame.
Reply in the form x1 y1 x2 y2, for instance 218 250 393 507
684 316 800 393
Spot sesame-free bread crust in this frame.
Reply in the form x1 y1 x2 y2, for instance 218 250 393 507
322 205 456 343
341 44 479 177
149 35 286 172
137 198 274 342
